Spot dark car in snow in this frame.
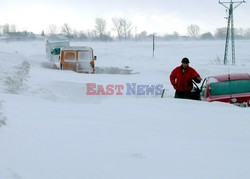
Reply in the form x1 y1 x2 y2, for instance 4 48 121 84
200 73 250 107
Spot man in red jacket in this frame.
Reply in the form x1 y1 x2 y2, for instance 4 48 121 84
170 57 202 99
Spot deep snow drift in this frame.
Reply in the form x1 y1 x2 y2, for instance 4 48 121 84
0 40 250 179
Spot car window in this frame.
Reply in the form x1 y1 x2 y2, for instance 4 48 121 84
210 79 250 96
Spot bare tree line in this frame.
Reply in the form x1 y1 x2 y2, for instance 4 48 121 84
45 18 132 41
1 19 250 41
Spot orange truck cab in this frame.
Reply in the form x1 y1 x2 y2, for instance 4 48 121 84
60 46 96 73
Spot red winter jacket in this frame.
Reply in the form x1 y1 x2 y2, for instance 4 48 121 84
170 66 200 92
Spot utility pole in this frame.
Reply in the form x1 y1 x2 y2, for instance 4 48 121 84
153 34 155 58
135 26 138 42
219 0 245 65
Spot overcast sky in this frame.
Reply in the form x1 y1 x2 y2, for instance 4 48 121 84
0 0 249 35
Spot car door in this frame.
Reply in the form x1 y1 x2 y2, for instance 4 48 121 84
200 78 208 101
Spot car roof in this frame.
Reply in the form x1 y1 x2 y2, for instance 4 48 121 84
209 73 250 81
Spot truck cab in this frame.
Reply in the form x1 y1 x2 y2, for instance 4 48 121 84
46 40 70 65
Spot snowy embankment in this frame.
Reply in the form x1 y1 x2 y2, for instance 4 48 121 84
0 40 250 179
0 101 6 127
0 50 30 127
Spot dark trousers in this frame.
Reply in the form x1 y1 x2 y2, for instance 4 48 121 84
174 91 191 99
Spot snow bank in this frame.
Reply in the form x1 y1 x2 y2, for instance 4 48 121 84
95 66 136 75
4 61 30 94
0 40 250 179
0 101 6 127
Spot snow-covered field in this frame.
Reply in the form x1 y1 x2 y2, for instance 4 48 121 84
0 40 250 179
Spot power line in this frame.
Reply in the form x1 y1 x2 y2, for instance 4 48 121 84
219 0 246 65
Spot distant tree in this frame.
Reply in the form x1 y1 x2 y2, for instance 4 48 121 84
2 24 10 34
101 32 113 41
95 18 107 39
187 24 200 38
48 24 58 36
112 18 123 40
140 31 148 37
85 30 98 40
235 28 244 39
137 31 148 40
173 31 179 38
61 23 72 36
41 30 45 36
237 28 244 36
22 30 29 37
244 28 250 38
1 24 17 35
71 29 79 39
112 17 132 40
200 32 214 40
77 31 88 40
120 18 132 40
10 25 16 33
214 27 227 39
164 31 180 40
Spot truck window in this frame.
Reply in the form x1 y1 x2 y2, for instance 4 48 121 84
65 51 76 61
78 51 91 61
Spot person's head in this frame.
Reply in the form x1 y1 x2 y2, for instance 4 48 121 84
181 57 190 69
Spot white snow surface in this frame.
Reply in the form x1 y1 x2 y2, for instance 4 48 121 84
0 40 250 179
